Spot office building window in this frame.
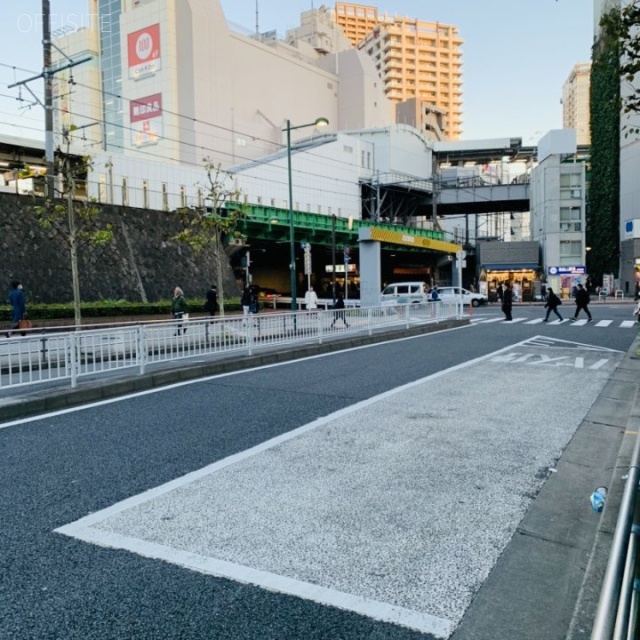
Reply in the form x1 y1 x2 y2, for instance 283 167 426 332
559 240 581 265
162 183 169 211
560 206 582 232
560 173 582 200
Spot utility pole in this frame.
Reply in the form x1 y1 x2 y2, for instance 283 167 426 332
8 0 92 197
43 0 54 196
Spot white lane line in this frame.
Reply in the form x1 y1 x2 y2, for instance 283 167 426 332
54 529 454 638
595 320 612 327
526 319 545 325
571 320 588 326
621 321 636 328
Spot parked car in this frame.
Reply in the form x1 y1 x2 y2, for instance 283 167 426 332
380 281 428 305
437 286 488 307
249 285 281 301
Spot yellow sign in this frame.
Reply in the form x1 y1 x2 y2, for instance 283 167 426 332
360 227 461 254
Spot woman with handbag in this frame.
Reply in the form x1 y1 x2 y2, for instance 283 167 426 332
543 287 563 322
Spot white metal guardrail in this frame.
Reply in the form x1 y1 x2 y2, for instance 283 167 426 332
0 302 463 391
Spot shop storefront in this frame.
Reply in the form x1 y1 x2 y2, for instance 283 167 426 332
479 263 542 302
546 265 588 299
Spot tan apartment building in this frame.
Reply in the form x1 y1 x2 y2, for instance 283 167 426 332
332 2 464 140
562 63 591 145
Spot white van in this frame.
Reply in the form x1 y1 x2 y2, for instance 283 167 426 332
380 281 428 305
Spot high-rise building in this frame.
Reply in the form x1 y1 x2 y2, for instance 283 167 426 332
332 2 463 140
562 63 591 145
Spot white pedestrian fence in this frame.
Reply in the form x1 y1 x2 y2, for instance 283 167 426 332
0 302 463 391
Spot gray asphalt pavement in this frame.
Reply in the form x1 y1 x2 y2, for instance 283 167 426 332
1 304 639 639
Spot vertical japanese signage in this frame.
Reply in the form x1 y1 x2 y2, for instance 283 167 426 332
130 93 163 147
128 24 161 79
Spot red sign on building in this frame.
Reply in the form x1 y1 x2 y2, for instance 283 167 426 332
130 93 163 146
127 23 161 79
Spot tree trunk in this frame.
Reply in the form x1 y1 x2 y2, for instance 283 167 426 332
215 232 225 317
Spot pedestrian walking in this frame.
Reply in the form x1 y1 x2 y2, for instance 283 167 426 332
7 280 26 337
204 284 218 316
171 286 188 335
571 283 592 322
330 293 349 328
240 286 253 316
634 299 640 323
304 286 318 311
501 282 513 321
543 287 563 322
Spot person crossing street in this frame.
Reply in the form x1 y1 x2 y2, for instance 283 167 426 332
571 283 592 322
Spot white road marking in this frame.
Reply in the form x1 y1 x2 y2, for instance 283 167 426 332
596 320 613 327
621 321 636 328
526 318 545 324
55 336 622 638
571 319 588 326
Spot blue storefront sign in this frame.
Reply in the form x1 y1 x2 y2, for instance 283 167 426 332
547 266 586 276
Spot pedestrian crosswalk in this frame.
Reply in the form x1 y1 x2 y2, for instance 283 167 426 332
470 316 638 329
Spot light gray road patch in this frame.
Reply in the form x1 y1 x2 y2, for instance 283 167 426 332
56 338 623 638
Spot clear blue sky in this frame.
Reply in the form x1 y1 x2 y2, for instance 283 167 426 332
0 0 593 144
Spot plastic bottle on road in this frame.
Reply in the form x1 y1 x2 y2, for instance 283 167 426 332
590 486 608 512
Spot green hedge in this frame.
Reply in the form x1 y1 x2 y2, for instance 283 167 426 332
0 299 243 321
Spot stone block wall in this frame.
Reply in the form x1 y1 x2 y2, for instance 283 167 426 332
0 192 239 304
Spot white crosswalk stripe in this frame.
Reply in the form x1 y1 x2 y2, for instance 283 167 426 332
470 317 636 329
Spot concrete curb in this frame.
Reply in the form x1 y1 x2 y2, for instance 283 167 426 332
0 318 467 423
566 333 640 638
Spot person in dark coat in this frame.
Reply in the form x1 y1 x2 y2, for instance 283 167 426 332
241 287 252 316
571 283 592 322
204 285 218 316
330 293 349 328
7 280 26 337
501 282 513 321
496 283 504 304
543 287 563 322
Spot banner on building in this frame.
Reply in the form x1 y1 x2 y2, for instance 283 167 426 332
128 24 161 79
130 93 163 147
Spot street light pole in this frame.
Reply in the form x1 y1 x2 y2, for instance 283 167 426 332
284 117 329 311
286 120 295 311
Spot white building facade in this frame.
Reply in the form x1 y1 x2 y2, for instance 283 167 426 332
54 0 394 175
530 130 588 297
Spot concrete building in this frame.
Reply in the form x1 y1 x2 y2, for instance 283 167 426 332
562 63 592 145
530 130 588 298
53 0 394 169
332 2 463 140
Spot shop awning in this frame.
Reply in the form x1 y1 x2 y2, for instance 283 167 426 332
483 263 540 271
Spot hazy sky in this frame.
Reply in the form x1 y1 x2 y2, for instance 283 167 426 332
0 0 593 144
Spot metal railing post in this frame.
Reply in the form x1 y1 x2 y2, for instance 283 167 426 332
592 433 640 639
137 325 146 375
69 332 79 388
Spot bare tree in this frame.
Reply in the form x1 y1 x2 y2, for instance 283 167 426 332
33 127 113 326
173 158 248 316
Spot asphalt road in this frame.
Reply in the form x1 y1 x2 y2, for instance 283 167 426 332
1 303 637 640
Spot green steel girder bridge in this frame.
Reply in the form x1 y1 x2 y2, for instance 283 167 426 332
226 203 448 253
